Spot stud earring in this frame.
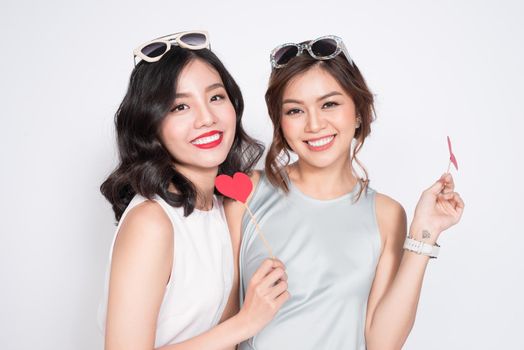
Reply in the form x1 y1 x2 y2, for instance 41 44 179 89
355 116 362 129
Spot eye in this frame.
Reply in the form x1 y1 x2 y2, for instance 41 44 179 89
322 101 339 109
285 108 303 116
170 104 189 112
210 94 226 102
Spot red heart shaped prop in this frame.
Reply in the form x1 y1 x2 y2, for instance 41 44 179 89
447 136 459 170
215 172 253 203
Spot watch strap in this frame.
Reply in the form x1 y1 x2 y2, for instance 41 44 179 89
403 237 440 258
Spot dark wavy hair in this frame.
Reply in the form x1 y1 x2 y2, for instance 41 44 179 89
264 51 376 201
101 47 264 222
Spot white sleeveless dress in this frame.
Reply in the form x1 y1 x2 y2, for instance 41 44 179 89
97 194 234 347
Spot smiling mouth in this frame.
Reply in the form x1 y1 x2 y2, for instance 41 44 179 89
304 134 336 148
191 131 223 149
303 134 337 152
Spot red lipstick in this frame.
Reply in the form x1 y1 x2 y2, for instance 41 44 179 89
191 130 223 149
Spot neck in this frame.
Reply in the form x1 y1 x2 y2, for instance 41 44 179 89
288 157 357 199
173 164 218 211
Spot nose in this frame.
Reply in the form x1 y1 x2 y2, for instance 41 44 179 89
305 108 327 133
194 103 218 129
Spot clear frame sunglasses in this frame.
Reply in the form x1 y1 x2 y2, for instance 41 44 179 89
270 35 354 69
133 30 210 65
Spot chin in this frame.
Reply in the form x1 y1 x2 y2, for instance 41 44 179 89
296 147 348 170
175 149 228 170
195 153 230 169
303 159 338 169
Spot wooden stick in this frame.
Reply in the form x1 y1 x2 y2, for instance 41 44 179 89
243 203 275 259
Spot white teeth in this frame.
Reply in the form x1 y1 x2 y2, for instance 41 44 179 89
191 133 221 145
307 135 334 147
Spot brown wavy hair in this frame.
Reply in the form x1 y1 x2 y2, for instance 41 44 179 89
264 52 375 201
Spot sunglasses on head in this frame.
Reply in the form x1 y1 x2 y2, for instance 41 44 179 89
133 30 210 66
270 35 354 69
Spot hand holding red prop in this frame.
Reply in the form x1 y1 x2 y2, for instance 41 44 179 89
447 136 459 173
215 172 275 258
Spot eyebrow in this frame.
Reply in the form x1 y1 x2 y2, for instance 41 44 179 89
317 91 343 101
282 91 343 105
175 83 225 99
206 83 225 92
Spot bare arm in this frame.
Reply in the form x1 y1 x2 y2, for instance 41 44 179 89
105 201 174 350
365 174 465 350
105 184 288 350
156 258 288 350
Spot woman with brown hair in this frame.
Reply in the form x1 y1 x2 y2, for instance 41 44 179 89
225 35 464 349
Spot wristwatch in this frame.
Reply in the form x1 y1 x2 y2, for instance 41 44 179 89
403 237 440 258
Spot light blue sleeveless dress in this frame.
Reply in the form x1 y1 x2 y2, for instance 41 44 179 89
238 171 381 349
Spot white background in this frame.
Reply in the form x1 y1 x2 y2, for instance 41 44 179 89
1 0 523 349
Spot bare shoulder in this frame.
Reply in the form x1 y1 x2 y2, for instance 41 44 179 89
375 192 405 219
374 192 407 247
105 200 174 346
113 200 173 268
118 200 172 241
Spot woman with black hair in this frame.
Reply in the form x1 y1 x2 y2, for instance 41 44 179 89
97 31 289 350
